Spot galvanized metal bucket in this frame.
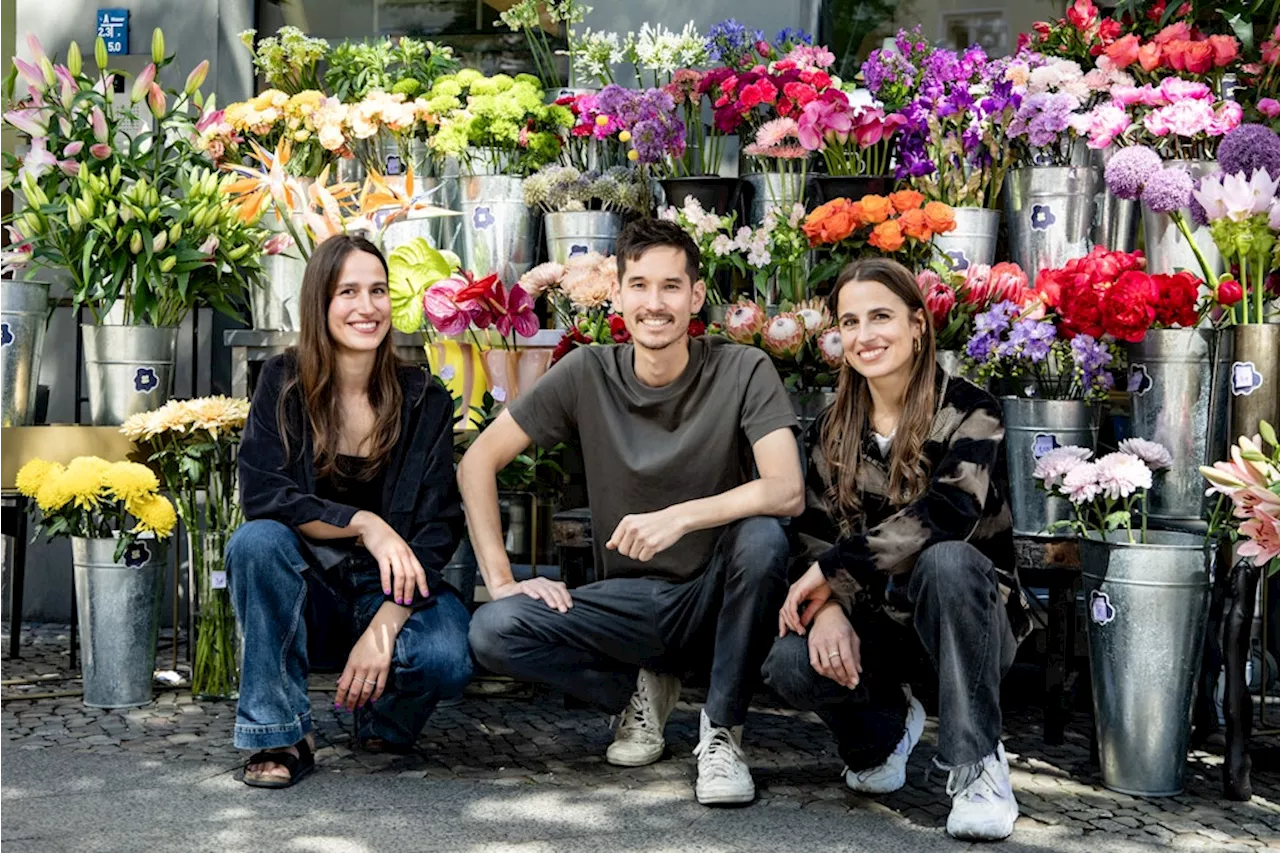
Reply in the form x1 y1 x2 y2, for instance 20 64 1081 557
1142 160 1224 277
1091 146 1140 254
1000 397 1100 536
544 211 623 265
72 536 167 709
1230 324 1280 441
252 208 308 331
1125 328 1232 532
416 156 463 257
933 207 1001 273
742 171 808 226
1080 530 1212 796
81 323 179 426
1004 166 1099 280
459 175 539 283
1 279 49 426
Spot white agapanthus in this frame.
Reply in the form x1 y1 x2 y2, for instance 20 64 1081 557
570 29 625 86
632 23 684 76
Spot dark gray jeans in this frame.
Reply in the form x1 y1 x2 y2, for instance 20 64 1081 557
762 540 1016 770
469 517 790 728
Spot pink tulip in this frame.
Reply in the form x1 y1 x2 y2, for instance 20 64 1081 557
90 106 108 143
90 143 112 159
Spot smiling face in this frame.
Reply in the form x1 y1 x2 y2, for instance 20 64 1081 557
836 278 925 382
612 245 706 353
326 249 391 355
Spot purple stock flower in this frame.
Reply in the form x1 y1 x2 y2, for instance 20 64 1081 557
1071 334 1114 394
1216 123 1280 181
1005 318 1056 362
1104 146 1162 201
966 331 999 363
975 300 1020 336
1142 167 1194 214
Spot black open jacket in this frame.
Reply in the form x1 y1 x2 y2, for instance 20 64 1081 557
238 351 463 607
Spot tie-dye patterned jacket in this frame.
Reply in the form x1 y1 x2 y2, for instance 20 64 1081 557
796 367 1032 643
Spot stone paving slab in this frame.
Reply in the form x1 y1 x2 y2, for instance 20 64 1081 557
3 623 1279 852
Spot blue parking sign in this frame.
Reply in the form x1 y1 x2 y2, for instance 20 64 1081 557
96 8 129 55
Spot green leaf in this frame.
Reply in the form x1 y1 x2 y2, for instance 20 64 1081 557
1103 511 1132 531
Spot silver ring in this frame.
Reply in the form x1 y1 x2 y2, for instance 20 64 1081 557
827 652 841 660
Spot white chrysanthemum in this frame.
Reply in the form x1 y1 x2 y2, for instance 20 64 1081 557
1062 461 1102 505
1033 446 1094 489
1094 452 1153 500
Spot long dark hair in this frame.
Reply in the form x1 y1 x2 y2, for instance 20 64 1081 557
278 234 403 480
820 257 937 525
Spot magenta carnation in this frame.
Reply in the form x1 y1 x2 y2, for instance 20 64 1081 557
1104 145 1162 201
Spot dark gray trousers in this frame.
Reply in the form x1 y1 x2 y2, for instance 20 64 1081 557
762 540 1016 770
469 517 790 728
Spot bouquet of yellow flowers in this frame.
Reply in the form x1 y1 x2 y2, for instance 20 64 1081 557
15 457 177 562
122 396 249 699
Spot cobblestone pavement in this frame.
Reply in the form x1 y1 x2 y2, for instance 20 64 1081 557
3 623 1279 851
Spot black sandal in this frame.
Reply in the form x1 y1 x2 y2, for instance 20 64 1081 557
357 736 415 755
242 738 315 789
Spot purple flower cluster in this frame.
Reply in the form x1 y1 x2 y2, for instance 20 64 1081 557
595 85 685 164
706 19 763 63
1070 335 1114 394
1142 167 1194 214
1000 318 1056 362
966 300 1022 362
1104 146 1162 201
774 28 813 49
1009 92 1078 149
1216 123 1280 181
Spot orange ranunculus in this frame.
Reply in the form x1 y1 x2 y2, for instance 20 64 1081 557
802 198 860 246
922 201 956 235
1138 42 1162 72
898 208 932 241
868 220 905 253
859 194 894 225
888 189 925 213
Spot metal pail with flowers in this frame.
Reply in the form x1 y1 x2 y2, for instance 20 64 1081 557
1004 166 1098 282
80 322 180 426
544 211 623 266
932 207 1001 273
1141 160 1224 277
71 535 168 709
460 175 539 283
0 279 49 426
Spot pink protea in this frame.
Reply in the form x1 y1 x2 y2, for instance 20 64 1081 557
817 326 845 368
724 299 766 343
793 298 829 339
923 278 956 331
1033 445 1094 489
760 312 805 359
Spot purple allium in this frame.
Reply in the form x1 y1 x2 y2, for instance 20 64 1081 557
1142 166 1194 214
1217 123 1280 182
1104 145 1162 201
1188 183 1209 228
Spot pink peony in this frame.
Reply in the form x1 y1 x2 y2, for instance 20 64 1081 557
1034 446 1094 489
1208 101 1243 137
1073 102 1133 150
724 299 766 343
1157 77 1214 104
1062 461 1102 504
1094 452 1153 500
760 312 805 359
818 327 845 368
1260 98 1280 120
1143 100 1214 138
1117 438 1173 470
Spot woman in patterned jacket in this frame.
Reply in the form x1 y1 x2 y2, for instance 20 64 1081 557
762 257 1030 842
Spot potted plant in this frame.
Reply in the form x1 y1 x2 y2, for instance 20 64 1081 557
14 456 177 708
916 261 1032 379
1034 436 1214 797
3 31 270 424
121 396 250 700
524 165 647 263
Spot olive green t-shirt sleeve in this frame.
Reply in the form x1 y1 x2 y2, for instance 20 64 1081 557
738 348 800 444
506 346 583 448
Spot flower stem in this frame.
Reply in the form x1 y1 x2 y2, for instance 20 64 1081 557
1170 211 1217 290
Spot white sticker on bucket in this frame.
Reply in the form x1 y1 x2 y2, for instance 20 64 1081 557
1032 433 1060 459
1231 361 1264 397
1090 590 1116 626
210 571 228 590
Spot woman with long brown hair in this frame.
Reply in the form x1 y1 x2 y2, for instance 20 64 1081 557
228 234 468 788
761 257 1030 841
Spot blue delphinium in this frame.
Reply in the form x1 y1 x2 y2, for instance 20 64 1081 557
706 19 762 63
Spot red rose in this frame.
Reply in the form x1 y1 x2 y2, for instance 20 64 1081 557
1217 278 1244 306
1101 271 1159 342
1067 0 1098 30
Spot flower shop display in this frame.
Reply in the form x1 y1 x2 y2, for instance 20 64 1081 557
657 196 752 308
14 456 177 708
1034 437 1215 796
739 202 813 306
0 277 49 427
121 397 250 700
803 191 957 285
918 262 1032 375
324 35 458 104
497 0 589 92
210 89 349 178
524 165 646 263
721 297 843 414
238 26 328 95
3 31 270 424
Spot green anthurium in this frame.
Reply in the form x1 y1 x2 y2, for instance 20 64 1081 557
387 237 458 334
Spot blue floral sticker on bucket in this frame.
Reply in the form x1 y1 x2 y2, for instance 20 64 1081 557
1030 205 1056 231
123 541 151 568
1127 364 1152 396
0 322 12 347
134 367 159 393
569 244 590 257
1090 590 1116 626
943 249 969 272
472 207 495 230
1032 433 1060 459
1231 361 1264 396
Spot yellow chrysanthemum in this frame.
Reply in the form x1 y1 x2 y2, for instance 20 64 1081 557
107 461 160 503
15 459 57 499
63 457 112 509
33 467 73 513
128 493 177 539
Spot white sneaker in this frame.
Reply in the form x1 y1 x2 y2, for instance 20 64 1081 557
946 742 1019 841
844 686 926 794
693 708 755 805
605 669 681 767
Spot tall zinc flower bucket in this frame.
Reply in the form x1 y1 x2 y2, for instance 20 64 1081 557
459 175 539 283
1125 328 1231 531
252 208 308 331
81 324 180 426
72 536 168 709
1143 160 1223 277
1004 166 1099 281
1091 147 1140 254
0 279 50 426
742 171 808 226
544 211 623 265
933 207 1001 273
1000 397 1100 536
1229 324 1280 442
1080 530 1212 796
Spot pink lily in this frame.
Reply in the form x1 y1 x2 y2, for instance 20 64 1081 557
25 33 48 66
63 141 83 157
1238 510 1280 566
18 137 57 180
262 234 293 255
147 83 166 116
4 108 49 137
199 235 221 256
57 159 78 177
89 143 112 159
130 63 156 104
196 107 225 134
12 58 44 92
90 106 108 143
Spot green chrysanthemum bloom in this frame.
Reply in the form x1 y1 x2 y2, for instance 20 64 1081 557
392 78 422 96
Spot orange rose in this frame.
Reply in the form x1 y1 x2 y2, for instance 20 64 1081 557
922 202 956 235
859 194 894 225
888 189 925 213
898 208 932 241
802 198 860 246
868 220 905 253
848 201 865 227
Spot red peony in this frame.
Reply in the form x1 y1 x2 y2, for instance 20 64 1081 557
1101 271 1159 342
1151 272 1200 328
1059 281 1105 338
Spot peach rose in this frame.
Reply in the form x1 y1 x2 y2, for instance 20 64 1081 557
859 194 894 225
922 202 956 235
888 189 925 213
868 220 905 252
898 208 932 241
802 198 860 246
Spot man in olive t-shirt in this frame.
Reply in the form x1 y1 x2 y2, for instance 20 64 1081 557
459 219 804 807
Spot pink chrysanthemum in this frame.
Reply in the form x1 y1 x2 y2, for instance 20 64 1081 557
1117 438 1173 471
1062 461 1102 504
1094 452 1153 500
1034 446 1094 489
